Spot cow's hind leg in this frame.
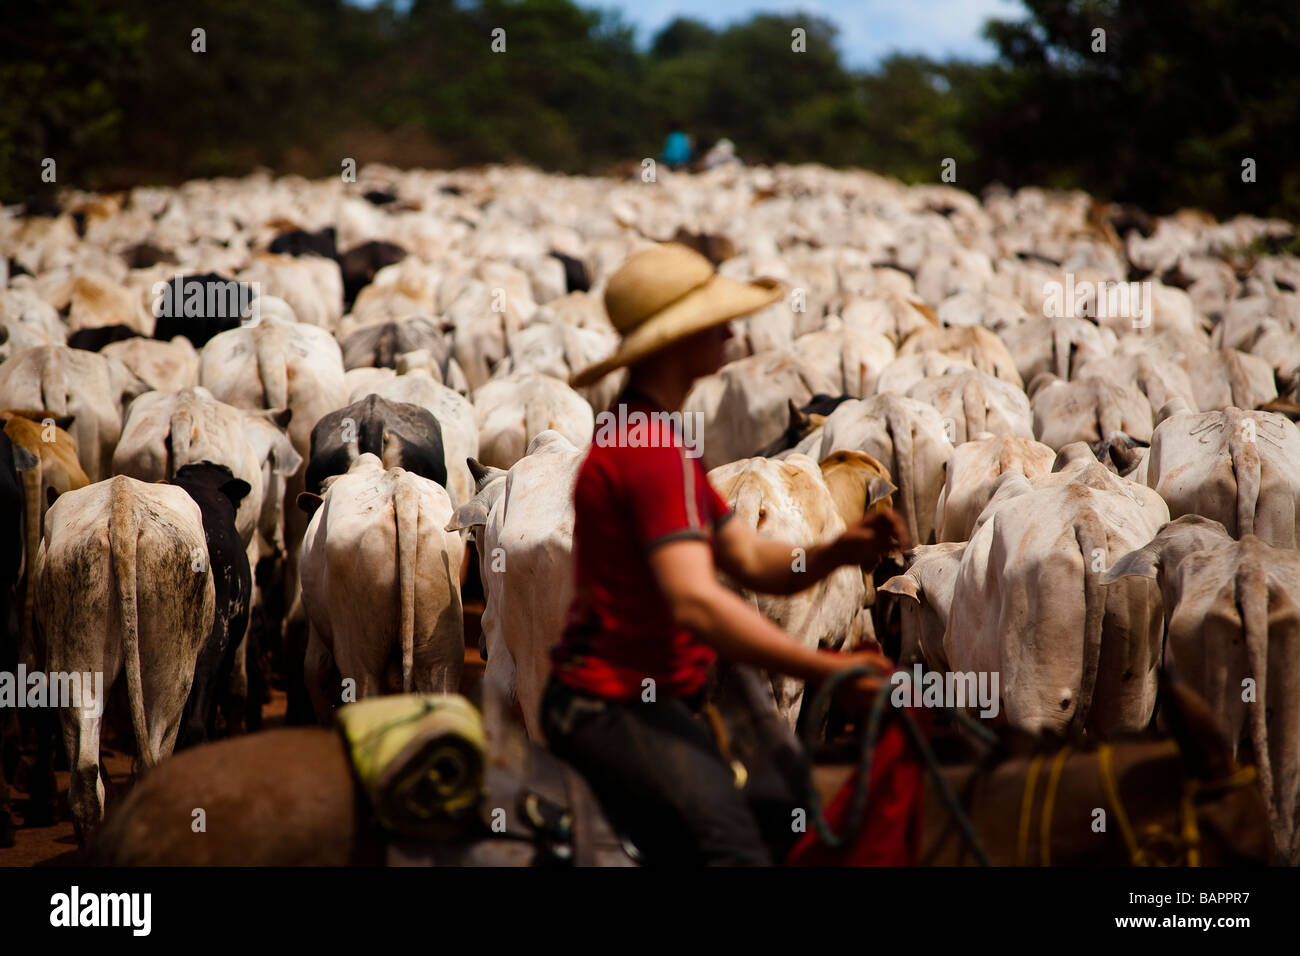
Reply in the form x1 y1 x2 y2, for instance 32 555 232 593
305 625 339 724
62 707 104 844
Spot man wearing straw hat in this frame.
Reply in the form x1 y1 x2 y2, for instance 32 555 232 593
542 242 910 865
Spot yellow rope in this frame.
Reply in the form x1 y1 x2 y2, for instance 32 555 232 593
1039 745 1073 867
1016 753 1045 866
1098 743 1148 865
1020 742 1257 869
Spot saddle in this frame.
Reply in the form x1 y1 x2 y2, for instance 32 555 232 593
334 685 634 867
371 664 806 867
384 719 638 867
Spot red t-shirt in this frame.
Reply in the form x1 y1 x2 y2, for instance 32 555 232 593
551 394 733 699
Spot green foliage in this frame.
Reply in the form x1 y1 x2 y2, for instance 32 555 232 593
0 0 1296 222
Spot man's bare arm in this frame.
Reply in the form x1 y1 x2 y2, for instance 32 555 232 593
647 537 889 683
712 507 910 595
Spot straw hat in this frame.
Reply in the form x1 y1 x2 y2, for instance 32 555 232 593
569 242 782 387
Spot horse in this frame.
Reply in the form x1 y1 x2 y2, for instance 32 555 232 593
90 671 1271 866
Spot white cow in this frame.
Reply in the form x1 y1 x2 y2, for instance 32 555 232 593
684 350 836 469
0 345 149 481
111 386 299 549
1106 517 1300 863
907 369 1034 443
879 542 967 667
1030 375 1153 452
472 373 593 470
708 455 868 725
1145 401 1300 548
934 434 1057 542
34 477 215 839
946 447 1169 735
100 336 201 393
793 393 954 545
298 454 464 722
447 431 582 741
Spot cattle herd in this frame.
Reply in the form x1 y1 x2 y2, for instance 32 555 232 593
0 162 1298 865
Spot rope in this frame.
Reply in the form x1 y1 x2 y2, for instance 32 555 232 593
1098 743 1148 865
1016 753 1044 866
1039 745 1072 867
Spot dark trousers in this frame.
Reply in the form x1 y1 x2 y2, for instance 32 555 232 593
541 676 794 866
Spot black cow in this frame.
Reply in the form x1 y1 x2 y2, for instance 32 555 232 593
0 431 36 846
339 241 407 309
67 324 141 352
151 273 254 349
269 226 338 260
549 251 590 293
121 242 173 270
756 394 853 458
171 463 252 749
306 394 446 495
339 316 451 370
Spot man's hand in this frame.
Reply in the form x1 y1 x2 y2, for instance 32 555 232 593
829 650 894 713
831 507 911 569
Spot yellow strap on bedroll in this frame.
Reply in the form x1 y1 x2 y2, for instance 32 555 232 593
336 694 487 840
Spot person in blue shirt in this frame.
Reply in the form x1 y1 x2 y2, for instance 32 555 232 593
662 123 693 171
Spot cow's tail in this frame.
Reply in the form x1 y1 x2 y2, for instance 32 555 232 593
962 377 988 440
394 476 419 693
255 332 289 413
1052 321 1072 381
108 483 154 768
1096 383 1126 447
524 396 554 447
1239 553 1274 825
1231 411 1261 538
39 349 69 415
168 409 193 477
887 403 921 544
1073 514 1107 735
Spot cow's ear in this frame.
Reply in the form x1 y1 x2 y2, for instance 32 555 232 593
866 475 896 510
446 501 488 533
467 457 506 493
274 434 304 476
879 574 920 603
787 398 807 431
11 442 39 473
1026 371 1058 400
296 492 324 517
1155 398 1192 427
221 478 252 509
1101 542 1160 584
1052 442 1095 472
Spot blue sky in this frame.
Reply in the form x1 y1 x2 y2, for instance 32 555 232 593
611 0 1026 68
355 0 1027 69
